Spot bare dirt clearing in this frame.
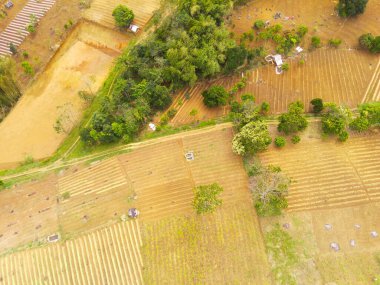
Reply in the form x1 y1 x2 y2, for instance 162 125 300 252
0 22 129 168
0 175 58 254
141 203 271 284
261 203 380 284
84 0 160 29
259 128 380 212
0 220 143 285
230 0 380 48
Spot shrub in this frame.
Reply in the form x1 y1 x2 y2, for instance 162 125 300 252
261 101 270 115
359 33 380 53
274 136 286 147
329 38 342 47
349 116 369 132
112 5 134 28
321 104 352 140
291 135 301 144
22 51 29 58
337 0 368 18
9 43 17 55
311 36 321 48
310 98 324 113
167 108 177 118
193 183 223 214
21 61 34 75
241 93 255 102
253 20 265 30
202 85 229 108
338 130 349 142
297 25 308 38
281 63 289 71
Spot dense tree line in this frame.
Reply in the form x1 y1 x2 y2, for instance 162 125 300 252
0 57 21 120
81 0 243 145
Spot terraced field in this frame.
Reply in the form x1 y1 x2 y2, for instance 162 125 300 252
141 203 271 284
165 48 378 125
0 221 143 285
259 131 380 212
84 0 160 29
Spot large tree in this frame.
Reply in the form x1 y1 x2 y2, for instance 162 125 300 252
337 0 368 17
0 57 21 118
202 85 229 108
277 101 308 135
112 5 134 28
232 120 272 156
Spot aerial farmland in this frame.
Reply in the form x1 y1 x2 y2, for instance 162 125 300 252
0 0 379 284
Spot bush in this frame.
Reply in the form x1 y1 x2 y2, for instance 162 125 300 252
21 61 34 75
310 98 324 113
297 25 308 38
261 102 270 115
112 5 134 28
274 136 286 147
321 104 352 140
337 0 368 17
311 36 321 48
329 38 342 47
253 20 265 30
193 183 223 214
291 135 301 144
359 33 380 53
9 43 17 55
349 116 369 132
202 85 229 108
167 108 177 118
281 63 289 71
338 130 349 142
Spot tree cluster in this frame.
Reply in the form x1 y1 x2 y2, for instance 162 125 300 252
349 102 380 132
0 57 21 120
278 101 308 135
81 0 239 145
321 103 352 141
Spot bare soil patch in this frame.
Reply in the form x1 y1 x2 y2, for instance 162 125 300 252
0 175 59 254
0 22 128 168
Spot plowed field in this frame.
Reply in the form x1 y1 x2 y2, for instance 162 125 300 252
84 0 160 29
166 49 378 125
259 131 380 212
141 203 271 284
0 220 143 285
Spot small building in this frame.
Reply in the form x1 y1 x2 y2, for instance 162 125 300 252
4 1 13 9
129 24 139 33
273 54 283 66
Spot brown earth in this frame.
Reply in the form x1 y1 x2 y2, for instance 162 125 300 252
0 22 126 167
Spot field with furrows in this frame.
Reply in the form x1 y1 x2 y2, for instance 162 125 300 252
258 131 380 212
84 0 160 29
57 157 133 235
0 176 59 253
230 0 380 47
165 49 378 125
141 203 271 284
0 220 143 285
362 57 380 103
119 127 250 221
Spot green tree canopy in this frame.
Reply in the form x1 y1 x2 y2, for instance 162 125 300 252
193 183 223 214
232 120 272 156
112 5 134 28
202 85 229 108
337 0 368 17
278 101 308 135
